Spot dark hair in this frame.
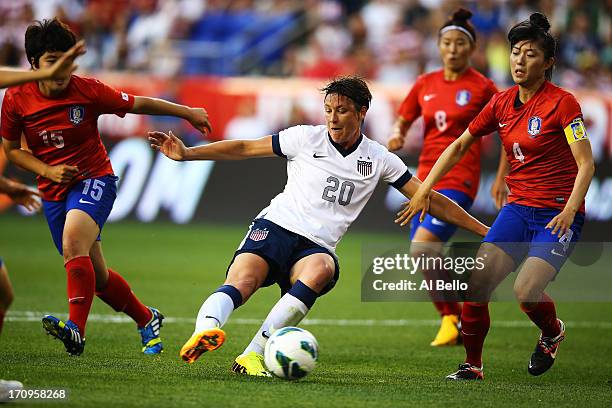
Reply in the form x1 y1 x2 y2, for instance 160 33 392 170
508 13 556 80
25 18 77 68
439 8 476 43
321 76 372 112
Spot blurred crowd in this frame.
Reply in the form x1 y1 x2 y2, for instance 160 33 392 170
0 0 610 90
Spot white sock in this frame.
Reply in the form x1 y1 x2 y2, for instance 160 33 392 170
194 292 235 334
242 293 309 356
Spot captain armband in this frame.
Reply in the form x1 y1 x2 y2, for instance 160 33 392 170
564 118 589 144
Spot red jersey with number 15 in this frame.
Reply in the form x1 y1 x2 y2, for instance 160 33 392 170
469 81 586 212
397 68 498 198
1 75 135 201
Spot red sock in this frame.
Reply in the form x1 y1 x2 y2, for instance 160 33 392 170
422 268 462 317
0 310 5 335
96 269 152 328
433 301 462 317
521 292 561 338
461 302 490 367
65 256 96 336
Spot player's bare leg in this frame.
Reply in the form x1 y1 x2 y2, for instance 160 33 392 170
181 253 269 364
514 257 564 376
411 228 462 346
0 262 14 336
90 241 163 354
447 243 515 380
89 242 109 291
235 253 335 376
43 209 98 355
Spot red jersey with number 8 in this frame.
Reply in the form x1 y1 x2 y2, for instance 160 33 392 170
468 80 587 212
0 75 134 201
397 68 498 199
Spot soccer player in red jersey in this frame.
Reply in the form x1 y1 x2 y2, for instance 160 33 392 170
0 38 83 339
387 9 498 346
0 39 83 399
397 13 594 379
1 19 211 356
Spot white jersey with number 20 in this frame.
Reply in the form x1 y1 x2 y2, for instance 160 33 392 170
256 125 411 253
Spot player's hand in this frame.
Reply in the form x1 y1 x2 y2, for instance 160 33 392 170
148 130 188 161
44 40 86 80
187 107 212 137
387 135 405 151
45 164 79 183
7 183 41 212
490 177 508 210
546 209 575 238
395 187 431 226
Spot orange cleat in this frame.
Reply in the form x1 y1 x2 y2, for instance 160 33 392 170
179 328 226 364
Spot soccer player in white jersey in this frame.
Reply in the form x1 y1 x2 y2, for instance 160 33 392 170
149 77 489 376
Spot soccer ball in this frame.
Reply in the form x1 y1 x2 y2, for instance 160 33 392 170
264 327 319 380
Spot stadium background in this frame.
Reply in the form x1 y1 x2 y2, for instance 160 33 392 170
0 1 611 407
0 0 611 238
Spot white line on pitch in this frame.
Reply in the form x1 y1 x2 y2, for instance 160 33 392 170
6 311 612 329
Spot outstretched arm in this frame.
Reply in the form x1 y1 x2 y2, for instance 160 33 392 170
131 97 212 135
148 131 275 161
396 177 488 237
0 176 41 212
0 40 85 88
387 116 414 151
396 129 476 223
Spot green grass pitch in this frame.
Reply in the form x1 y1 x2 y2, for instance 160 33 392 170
0 215 611 407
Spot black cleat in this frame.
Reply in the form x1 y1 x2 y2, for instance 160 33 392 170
528 319 565 376
42 315 85 356
446 363 484 380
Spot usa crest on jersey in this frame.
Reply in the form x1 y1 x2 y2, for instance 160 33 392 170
249 228 269 241
528 116 542 136
455 90 471 106
357 158 372 176
69 105 85 125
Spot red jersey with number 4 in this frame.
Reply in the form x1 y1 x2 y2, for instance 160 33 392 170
1 75 135 201
397 68 498 198
469 81 587 212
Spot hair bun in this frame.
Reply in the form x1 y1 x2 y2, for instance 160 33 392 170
529 12 551 31
452 8 473 22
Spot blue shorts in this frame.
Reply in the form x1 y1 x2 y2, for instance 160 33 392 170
228 218 340 295
0 257 3 269
42 175 118 255
410 189 474 242
483 202 584 272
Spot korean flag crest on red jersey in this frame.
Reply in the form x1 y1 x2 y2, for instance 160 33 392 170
455 90 471 106
69 105 85 125
249 228 269 241
528 116 542 137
